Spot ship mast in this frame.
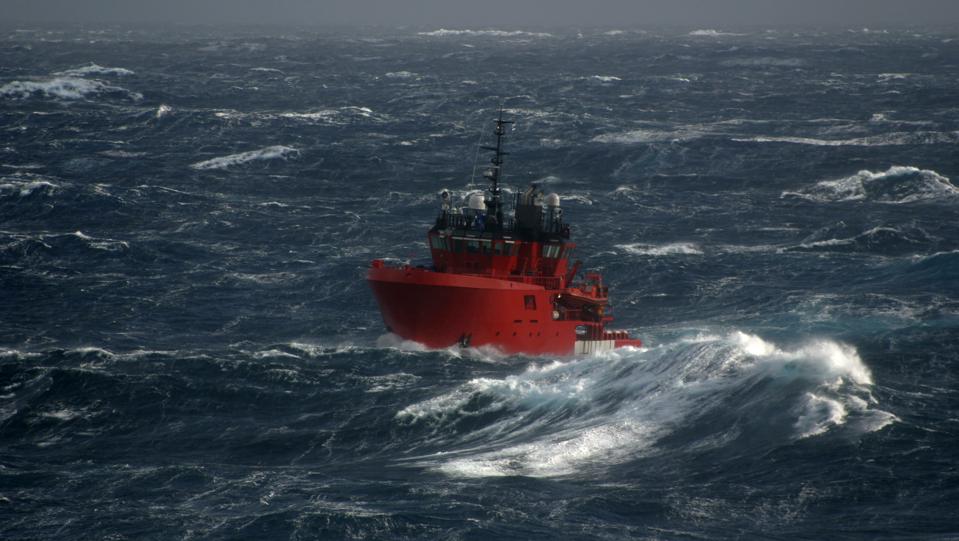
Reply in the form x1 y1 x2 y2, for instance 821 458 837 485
482 111 513 230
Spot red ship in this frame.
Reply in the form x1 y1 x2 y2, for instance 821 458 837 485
367 115 642 355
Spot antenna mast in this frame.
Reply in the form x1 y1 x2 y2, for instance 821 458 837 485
482 110 513 229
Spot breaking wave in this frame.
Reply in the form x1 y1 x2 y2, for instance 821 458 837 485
214 106 381 125
617 242 704 256
190 145 299 170
397 332 892 478
733 132 959 147
721 57 805 67
417 29 553 38
592 128 703 144
788 224 936 255
783 166 959 204
689 29 744 37
56 63 134 77
0 76 142 101
0 178 58 198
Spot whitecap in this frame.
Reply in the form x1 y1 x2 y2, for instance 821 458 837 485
783 166 958 203
384 71 418 79
794 393 847 438
0 179 57 197
721 57 804 67
397 331 891 477
56 63 134 76
586 75 621 82
191 145 299 170
688 29 743 37
592 128 703 144
0 76 142 101
417 29 553 38
732 132 959 147
156 104 173 119
617 242 704 256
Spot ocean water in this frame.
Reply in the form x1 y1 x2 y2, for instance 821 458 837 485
2 24 958 539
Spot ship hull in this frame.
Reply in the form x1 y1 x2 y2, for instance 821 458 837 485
367 265 639 355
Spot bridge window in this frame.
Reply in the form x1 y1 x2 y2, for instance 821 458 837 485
466 240 479 253
543 244 562 258
524 295 536 310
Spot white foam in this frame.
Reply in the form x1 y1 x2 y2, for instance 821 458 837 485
384 71 418 79
592 128 703 144
0 76 142 101
794 393 847 438
586 75 621 82
784 166 958 203
721 57 804 67
216 106 379 125
618 242 704 256
56 63 134 77
689 29 743 37
417 29 553 38
156 104 172 119
398 330 891 477
0 179 57 197
733 132 959 147
191 145 299 170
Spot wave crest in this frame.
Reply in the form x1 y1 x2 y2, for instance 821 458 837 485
397 332 891 478
417 29 553 38
784 166 958 204
0 76 142 101
190 145 299 170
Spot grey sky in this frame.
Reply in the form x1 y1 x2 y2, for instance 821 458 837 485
5 0 959 26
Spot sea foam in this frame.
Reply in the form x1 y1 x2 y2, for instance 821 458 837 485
191 145 299 170
397 331 891 477
0 76 142 101
783 166 958 203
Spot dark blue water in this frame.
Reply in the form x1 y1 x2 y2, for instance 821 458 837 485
2 24 958 539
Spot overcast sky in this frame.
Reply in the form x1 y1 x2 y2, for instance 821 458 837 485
5 0 959 27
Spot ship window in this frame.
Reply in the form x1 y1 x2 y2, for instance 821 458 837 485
509 243 520 256
430 236 447 250
466 240 479 253
524 295 536 310
480 240 492 254
543 244 562 258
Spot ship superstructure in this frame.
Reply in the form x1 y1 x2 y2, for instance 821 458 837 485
367 114 641 355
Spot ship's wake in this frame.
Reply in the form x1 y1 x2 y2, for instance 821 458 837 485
395 331 896 478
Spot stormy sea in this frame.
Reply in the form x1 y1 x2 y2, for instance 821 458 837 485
2 24 958 539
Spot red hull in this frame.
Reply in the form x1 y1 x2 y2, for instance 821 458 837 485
368 265 641 355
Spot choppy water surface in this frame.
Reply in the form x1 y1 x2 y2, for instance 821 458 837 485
2 24 958 539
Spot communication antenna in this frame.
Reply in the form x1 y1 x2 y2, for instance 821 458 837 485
481 109 513 229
